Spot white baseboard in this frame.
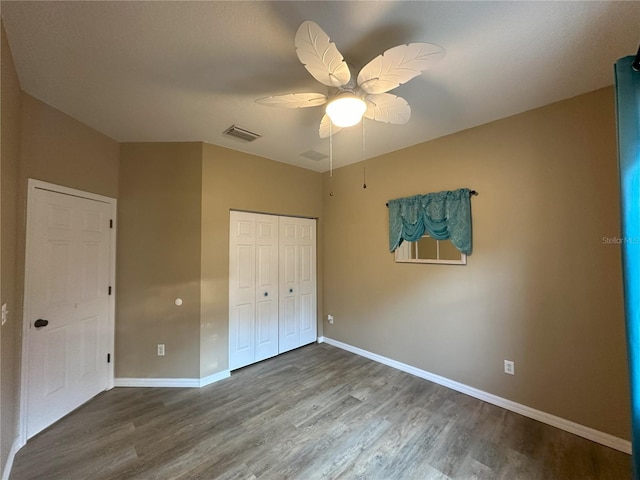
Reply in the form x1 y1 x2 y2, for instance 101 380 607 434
321 336 631 454
1 436 21 480
115 370 230 388
199 370 231 387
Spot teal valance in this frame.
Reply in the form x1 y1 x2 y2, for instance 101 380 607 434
388 188 473 254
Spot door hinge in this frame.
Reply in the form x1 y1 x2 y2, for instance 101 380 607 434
110 219 113 229
108 286 112 295
107 353 111 363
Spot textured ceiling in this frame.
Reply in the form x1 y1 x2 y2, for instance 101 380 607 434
2 1 638 172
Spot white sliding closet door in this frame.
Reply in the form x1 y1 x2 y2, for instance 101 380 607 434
229 211 279 370
279 217 317 353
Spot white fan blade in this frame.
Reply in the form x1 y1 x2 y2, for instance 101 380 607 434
364 94 411 124
256 93 327 108
319 114 343 138
357 43 445 94
295 21 351 88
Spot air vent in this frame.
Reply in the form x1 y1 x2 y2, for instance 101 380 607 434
223 125 261 142
300 149 328 161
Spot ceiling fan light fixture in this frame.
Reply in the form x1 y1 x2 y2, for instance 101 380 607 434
326 93 367 127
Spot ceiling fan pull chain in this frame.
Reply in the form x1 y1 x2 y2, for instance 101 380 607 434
329 121 333 178
362 120 367 189
329 120 334 196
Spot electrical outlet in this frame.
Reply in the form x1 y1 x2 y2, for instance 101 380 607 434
504 360 515 375
327 314 334 324
157 344 165 356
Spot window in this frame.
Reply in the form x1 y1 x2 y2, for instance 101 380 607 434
395 234 467 265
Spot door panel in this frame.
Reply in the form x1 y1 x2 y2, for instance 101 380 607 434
48 203 72 229
281 245 296 285
299 223 312 240
300 245 312 283
257 220 274 239
25 186 112 439
282 223 296 241
229 212 278 368
257 245 273 288
279 217 317 353
79 316 99 378
47 241 72 305
299 293 315 344
234 303 253 351
279 219 298 354
229 212 257 369
256 300 273 345
254 216 278 362
279 295 299 353
80 242 101 300
236 219 253 238
43 328 66 396
298 219 316 346
236 245 255 290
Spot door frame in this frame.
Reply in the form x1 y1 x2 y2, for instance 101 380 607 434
18 179 117 447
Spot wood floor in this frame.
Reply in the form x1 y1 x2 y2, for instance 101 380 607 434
11 343 631 479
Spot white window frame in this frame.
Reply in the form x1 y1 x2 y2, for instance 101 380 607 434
394 234 467 265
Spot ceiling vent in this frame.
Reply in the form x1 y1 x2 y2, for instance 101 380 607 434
223 125 261 142
300 149 328 161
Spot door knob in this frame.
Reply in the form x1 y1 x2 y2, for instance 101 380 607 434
264 292 268 297
34 319 49 328
289 288 293 293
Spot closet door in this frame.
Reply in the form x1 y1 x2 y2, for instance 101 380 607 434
279 217 317 353
297 219 317 346
229 212 279 370
254 215 279 362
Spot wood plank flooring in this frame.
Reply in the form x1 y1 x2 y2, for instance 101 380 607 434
10 343 631 479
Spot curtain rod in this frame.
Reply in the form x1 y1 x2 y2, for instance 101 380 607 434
385 190 478 207
633 43 640 72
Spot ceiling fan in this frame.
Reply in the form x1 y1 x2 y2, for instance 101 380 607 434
256 21 445 138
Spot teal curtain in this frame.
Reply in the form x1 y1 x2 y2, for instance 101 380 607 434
388 188 472 254
615 56 640 478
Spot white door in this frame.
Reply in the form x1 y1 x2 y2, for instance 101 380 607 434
254 215 280 362
297 219 317 346
23 182 114 439
279 217 317 353
229 211 279 370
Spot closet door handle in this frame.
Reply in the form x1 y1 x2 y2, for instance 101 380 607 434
264 292 268 297
289 288 293 293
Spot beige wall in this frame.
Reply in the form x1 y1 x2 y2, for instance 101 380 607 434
200 143 324 376
16 93 120 342
322 86 630 439
1 21 22 473
17 94 120 326
116 143 323 379
19 95 119 199
117 143 203 378
1 26 119 474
